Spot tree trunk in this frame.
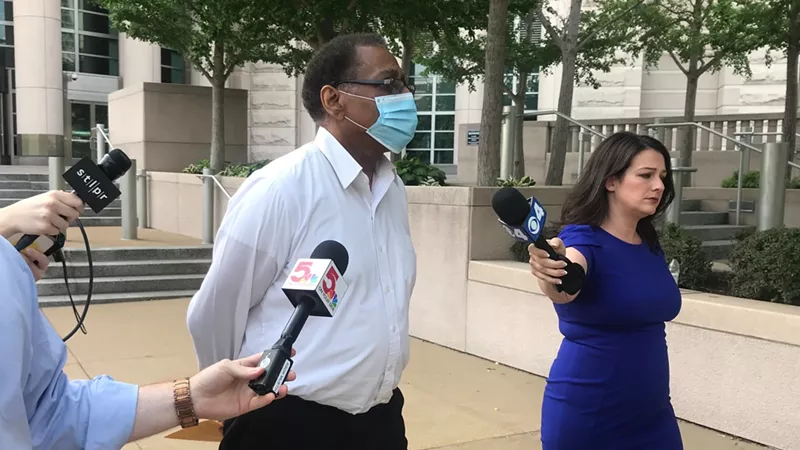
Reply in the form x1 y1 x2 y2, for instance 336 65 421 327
544 0 583 186
784 3 800 173
210 41 226 174
545 50 578 185
512 73 527 179
679 70 699 186
395 28 415 164
477 0 510 186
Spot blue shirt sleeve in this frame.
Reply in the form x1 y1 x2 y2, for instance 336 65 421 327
558 224 601 278
0 238 139 450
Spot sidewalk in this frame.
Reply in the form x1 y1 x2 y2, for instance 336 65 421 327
62 226 203 249
42 299 768 450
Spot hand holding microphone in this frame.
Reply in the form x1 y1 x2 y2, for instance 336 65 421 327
0 191 84 239
528 237 570 286
491 187 585 295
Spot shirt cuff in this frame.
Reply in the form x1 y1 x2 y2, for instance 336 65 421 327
83 376 139 450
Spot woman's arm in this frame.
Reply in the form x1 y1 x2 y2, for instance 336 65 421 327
535 247 588 304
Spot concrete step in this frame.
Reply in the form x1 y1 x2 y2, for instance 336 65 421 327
36 274 205 296
43 259 211 279
0 189 45 199
681 199 703 211
70 216 121 227
680 211 729 226
683 224 753 241
0 173 49 182
0 180 49 190
38 290 199 308
701 239 735 261
61 246 213 262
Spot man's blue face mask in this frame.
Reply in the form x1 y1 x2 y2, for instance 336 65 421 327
342 92 419 154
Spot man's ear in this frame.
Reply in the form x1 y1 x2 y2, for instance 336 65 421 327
321 86 345 120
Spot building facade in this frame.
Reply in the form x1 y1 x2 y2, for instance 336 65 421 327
2 0 793 172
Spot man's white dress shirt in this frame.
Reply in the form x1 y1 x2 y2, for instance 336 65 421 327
187 127 417 414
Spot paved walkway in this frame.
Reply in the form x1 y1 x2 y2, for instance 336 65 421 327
42 299 767 450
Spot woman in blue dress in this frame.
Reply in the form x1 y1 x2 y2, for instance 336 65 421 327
529 132 683 450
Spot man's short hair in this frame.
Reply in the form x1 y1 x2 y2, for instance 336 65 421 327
301 33 388 122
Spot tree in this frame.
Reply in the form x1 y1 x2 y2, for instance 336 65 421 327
98 0 289 174
753 0 800 165
416 0 562 181
619 0 766 174
478 0 512 186
538 0 647 185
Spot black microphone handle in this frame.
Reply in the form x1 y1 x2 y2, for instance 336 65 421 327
278 295 315 349
532 234 585 294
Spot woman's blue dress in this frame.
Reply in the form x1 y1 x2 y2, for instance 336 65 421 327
540 224 683 450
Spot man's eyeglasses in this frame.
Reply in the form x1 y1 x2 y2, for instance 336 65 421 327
331 78 415 95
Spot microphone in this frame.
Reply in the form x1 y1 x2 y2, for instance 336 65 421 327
14 149 131 254
248 240 350 396
491 187 585 295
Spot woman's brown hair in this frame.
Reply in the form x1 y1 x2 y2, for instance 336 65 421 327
560 131 675 251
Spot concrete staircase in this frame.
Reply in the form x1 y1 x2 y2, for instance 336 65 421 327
0 173 122 226
678 199 752 260
37 246 212 307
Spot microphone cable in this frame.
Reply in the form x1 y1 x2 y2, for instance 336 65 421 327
57 217 93 342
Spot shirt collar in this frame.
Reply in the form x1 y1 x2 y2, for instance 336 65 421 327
315 127 396 190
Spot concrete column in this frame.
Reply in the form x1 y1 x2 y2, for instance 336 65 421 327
14 0 64 157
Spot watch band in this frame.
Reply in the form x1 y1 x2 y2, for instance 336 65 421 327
173 378 199 428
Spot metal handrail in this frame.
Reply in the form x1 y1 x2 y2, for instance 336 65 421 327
648 122 800 170
648 121 799 226
195 173 232 199
524 110 607 139
95 126 113 148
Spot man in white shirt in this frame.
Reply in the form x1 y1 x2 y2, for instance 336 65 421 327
186 32 418 450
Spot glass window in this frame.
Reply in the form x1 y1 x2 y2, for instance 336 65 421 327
62 52 76 72
160 48 184 83
79 12 112 34
502 72 540 113
79 34 117 58
62 32 75 51
61 9 75 29
61 0 74 7
0 47 13 69
0 25 11 46
0 2 12 22
409 63 456 166
79 55 118 76
79 0 107 14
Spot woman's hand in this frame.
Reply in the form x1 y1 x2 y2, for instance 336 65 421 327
0 191 84 239
21 247 50 281
528 238 568 286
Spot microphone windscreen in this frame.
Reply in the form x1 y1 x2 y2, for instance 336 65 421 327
98 148 132 182
310 240 350 275
492 187 531 226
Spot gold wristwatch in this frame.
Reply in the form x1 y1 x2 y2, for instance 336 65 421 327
173 378 199 428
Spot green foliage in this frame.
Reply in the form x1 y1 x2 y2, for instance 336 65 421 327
394 156 447 186
720 170 800 189
730 227 800 306
182 160 270 177
721 170 761 188
510 225 560 262
496 176 536 187
96 0 287 82
616 0 766 79
658 223 712 291
182 160 212 175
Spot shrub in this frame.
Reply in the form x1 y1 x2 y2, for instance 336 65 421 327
658 223 712 290
721 170 800 189
496 176 536 187
510 225 561 262
721 170 760 188
182 160 270 177
729 227 800 306
394 156 447 186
